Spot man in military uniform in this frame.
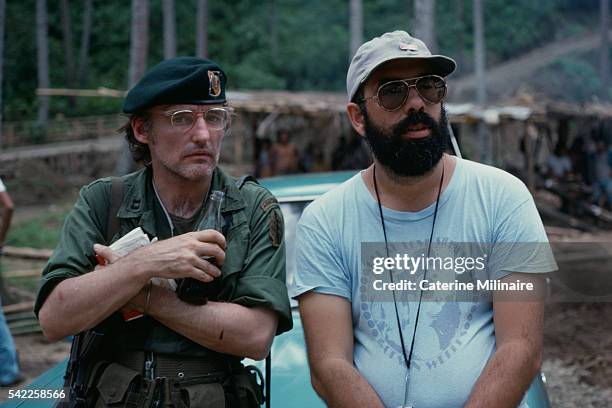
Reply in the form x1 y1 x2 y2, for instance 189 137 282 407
35 57 292 407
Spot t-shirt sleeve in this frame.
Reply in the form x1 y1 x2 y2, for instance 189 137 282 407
229 185 293 335
488 186 558 280
292 202 352 301
34 182 109 316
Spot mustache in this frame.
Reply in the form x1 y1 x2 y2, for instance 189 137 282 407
392 110 438 139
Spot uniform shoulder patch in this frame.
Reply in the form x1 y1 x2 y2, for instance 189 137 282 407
269 210 283 247
260 196 279 212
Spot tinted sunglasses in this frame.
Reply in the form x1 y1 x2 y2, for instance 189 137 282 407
362 75 447 111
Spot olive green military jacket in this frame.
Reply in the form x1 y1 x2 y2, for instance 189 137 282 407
34 166 292 356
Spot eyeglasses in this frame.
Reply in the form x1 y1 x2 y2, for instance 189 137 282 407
362 75 447 111
159 108 232 132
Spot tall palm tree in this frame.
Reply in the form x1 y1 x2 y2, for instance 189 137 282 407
413 0 436 53
163 0 177 59
117 0 150 176
196 0 208 58
36 0 50 132
128 0 149 88
77 0 94 86
349 0 363 60
0 0 5 145
601 0 610 96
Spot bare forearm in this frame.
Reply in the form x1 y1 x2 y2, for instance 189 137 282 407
0 206 13 244
465 342 541 408
311 358 384 408
38 260 148 340
145 285 276 360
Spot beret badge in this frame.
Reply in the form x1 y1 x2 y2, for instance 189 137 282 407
208 70 222 97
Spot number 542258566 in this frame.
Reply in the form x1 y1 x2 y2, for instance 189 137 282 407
7 389 65 399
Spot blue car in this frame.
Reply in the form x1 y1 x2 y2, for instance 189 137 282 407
4 170 551 408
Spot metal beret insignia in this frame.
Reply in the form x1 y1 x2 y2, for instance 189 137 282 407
208 70 222 97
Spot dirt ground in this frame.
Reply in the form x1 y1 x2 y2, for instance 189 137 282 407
542 302 612 407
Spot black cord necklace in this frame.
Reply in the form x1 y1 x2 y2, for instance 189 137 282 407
372 159 445 406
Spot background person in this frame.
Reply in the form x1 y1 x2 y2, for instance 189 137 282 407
270 130 300 175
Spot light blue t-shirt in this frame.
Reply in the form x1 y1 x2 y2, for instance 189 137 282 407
293 157 556 408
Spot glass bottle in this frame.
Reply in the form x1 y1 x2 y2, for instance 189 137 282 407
176 190 225 305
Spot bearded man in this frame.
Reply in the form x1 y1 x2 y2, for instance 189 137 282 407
293 31 556 408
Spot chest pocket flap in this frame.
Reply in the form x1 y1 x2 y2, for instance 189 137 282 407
219 210 250 286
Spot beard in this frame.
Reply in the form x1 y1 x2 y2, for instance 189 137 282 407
363 106 449 177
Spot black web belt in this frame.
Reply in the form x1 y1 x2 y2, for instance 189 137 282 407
115 351 232 380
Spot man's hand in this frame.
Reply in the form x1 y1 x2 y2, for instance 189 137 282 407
94 229 226 284
93 245 120 266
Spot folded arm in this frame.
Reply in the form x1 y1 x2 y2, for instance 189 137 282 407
38 230 225 341
126 284 278 360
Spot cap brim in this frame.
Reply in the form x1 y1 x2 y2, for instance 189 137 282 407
360 55 457 86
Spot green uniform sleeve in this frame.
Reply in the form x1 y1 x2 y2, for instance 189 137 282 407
34 180 111 317
230 183 292 335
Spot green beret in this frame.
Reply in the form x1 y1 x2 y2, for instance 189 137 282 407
122 57 227 113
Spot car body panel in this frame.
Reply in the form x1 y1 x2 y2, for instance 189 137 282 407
258 171 356 199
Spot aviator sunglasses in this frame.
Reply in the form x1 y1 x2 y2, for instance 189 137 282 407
362 74 447 111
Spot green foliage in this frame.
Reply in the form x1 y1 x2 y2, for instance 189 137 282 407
528 47 612 103
1 0 606 121
364 0 411 41
7 206 70 249
437 0 559 64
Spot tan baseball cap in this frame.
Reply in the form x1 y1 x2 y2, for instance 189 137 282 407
347 31 456 102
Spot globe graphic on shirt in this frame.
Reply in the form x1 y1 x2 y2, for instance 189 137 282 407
429 302 461 351
360 300 475 368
